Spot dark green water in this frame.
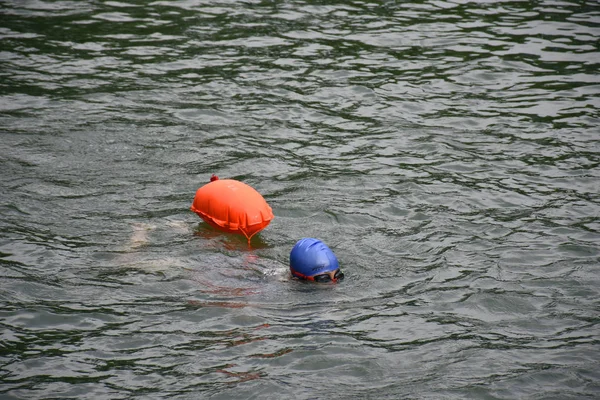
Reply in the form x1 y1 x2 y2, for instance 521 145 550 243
1 0 599 399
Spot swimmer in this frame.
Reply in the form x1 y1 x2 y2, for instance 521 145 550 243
289 238 344 283
124 226 342 284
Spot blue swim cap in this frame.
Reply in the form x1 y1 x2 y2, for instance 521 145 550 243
290 238 339 277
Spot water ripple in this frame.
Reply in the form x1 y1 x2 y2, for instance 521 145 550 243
1 0 599 399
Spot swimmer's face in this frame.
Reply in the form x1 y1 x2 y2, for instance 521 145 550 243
291 268 344 283
311 268 344 283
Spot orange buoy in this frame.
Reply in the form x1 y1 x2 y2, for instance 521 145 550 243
191 176 274 240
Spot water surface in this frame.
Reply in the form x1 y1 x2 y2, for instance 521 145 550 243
1 0 599 399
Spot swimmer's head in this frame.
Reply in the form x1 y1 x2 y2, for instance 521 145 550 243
290 238 344 283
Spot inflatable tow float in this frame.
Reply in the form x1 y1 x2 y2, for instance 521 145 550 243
191 175 274 242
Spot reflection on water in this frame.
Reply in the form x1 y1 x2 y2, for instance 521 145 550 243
1 0 599 399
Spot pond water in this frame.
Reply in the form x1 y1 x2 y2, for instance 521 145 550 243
1 0 599 399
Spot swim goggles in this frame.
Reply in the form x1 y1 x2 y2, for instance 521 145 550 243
290 268 344 283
